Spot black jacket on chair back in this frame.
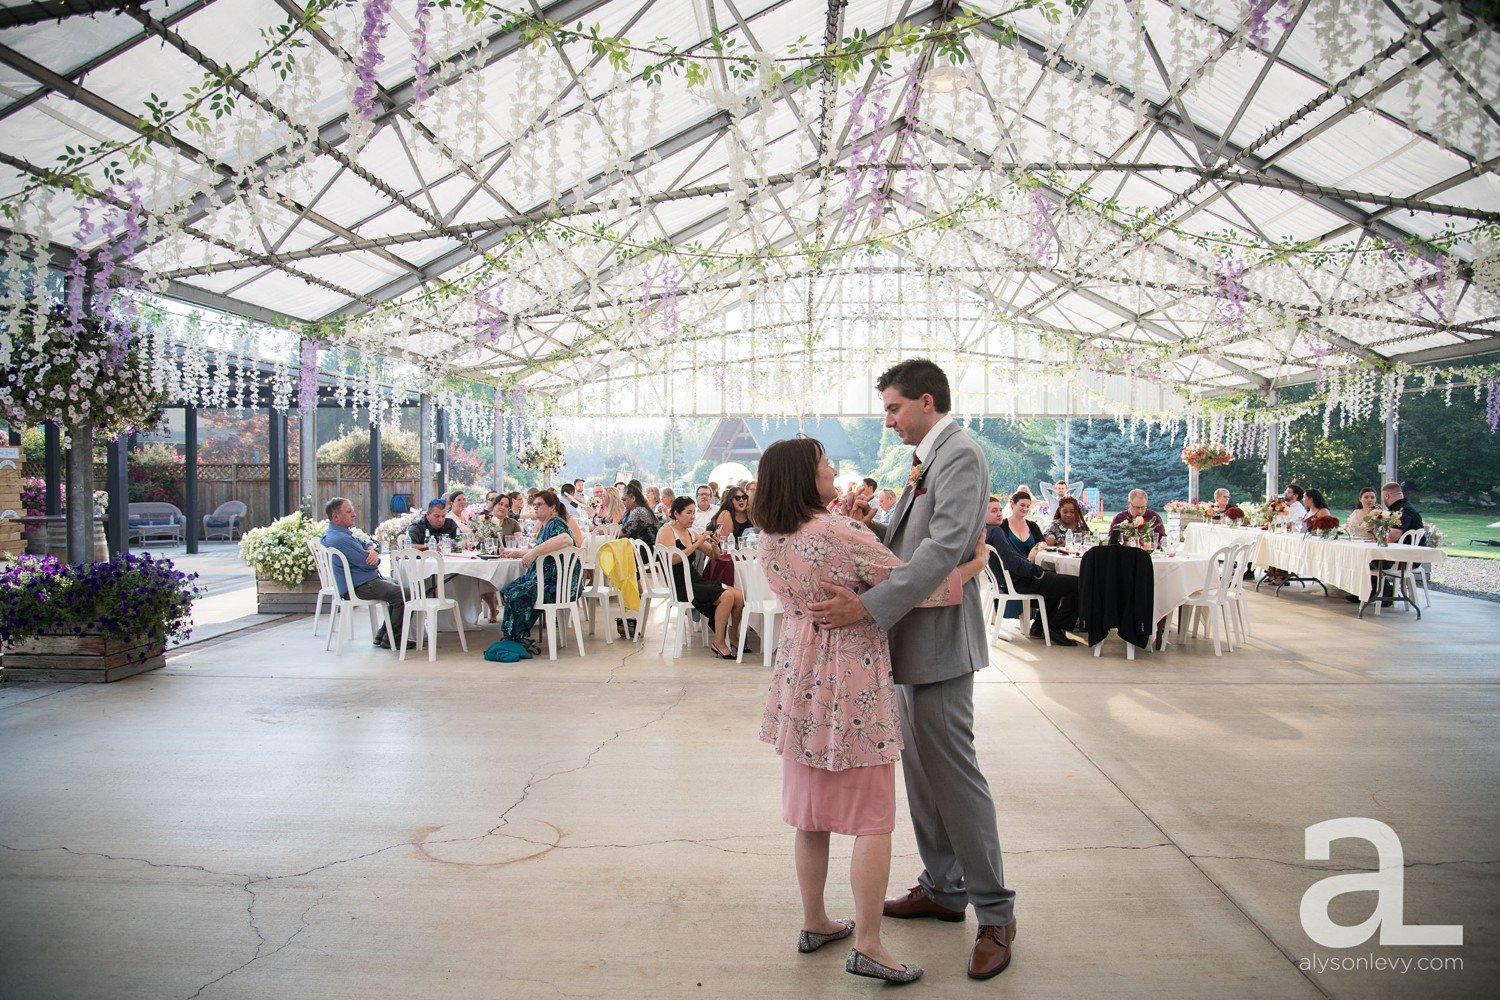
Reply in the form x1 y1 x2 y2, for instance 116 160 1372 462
1078 545 1154 649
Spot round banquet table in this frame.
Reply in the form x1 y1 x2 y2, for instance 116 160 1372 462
1040 548 1215 635
393 553 524 630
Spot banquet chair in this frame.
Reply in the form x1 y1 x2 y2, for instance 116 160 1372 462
1223 541 1257 642
534 546 587 659
627 538 668 643
654 543 712 658
393 550 467 662
1177 545 1239 656
731 549 782 666
305 537 339 636
978 563 1005 644
322 547 395 655
1363 528 1427 619
594 523 623 540
990 545 1051 646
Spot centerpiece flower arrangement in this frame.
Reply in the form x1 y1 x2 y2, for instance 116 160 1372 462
1164 499 1213 517
1258 497 1290 528
1238 501 1263 526
1361 509 1403 546
1180 442 1235 471
1311 514 1341 539
1115 515 1158 549
1426 523 1447 548
374 513 418 549
1223 505 1246 524
240 512 369 588
0 552 201 660
467 514 508 550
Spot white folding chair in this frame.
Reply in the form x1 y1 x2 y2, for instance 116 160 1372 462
305 537 339 636
323 547 395 655
1364 528 1426 619
991 545 1051 646
654 543 712 658
1223 541 1256 641
392 550 468 662
978 562 1005 644
1177 545 1239 656
628 537 669 643
534 546 587 659
731 550 782 666
594 523 622 540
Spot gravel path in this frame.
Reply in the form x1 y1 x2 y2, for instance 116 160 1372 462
1429 555 1500 604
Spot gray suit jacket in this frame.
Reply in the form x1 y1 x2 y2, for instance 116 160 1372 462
863 422 990 685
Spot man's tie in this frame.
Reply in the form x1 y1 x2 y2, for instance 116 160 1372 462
912 452 921 467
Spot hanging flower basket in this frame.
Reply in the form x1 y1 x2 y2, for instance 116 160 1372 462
517 431 566 479
1179 442 1235 471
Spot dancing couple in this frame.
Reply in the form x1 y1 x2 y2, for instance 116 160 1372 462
757 359 1017 985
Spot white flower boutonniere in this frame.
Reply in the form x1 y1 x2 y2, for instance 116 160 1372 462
908 462 926 488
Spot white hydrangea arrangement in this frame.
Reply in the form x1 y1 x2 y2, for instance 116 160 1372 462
239 512 369 588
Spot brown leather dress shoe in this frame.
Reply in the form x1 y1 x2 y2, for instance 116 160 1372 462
882 884 965 922
968 920 1017 980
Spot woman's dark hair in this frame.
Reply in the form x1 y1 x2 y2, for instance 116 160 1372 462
875 358 951 413
1359 486 1377 500
622 484 649 509
715 484 750 526
447 489 465 504
1056 496 1082 523
532 489 561 516
669 496 694 518
1305 487 1327 511
1010 490 1031 505
754 438 825 535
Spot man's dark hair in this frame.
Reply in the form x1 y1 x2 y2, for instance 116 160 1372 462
862 477 878 492
876 358 951 413
325 496 349 519
1288 482 1305 499
560 482 575 496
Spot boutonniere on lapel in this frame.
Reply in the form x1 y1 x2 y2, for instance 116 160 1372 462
908 462 927 495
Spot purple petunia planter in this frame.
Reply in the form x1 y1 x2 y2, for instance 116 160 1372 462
2 630 165 683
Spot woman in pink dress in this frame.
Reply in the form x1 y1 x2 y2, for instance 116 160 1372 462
755 438 988 984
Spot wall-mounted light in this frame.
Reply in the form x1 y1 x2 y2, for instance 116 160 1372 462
919 65 970 94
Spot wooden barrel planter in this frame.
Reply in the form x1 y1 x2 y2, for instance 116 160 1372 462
256 575 323 614
2 632 165 683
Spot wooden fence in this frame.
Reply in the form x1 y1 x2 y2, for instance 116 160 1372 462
22 462 425 535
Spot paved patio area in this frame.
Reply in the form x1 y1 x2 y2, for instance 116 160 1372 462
0 582 1494 999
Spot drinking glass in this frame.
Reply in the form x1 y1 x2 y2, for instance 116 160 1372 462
1065 530 1076 550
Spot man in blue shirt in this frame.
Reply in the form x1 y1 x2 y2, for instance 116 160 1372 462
321 496 411 649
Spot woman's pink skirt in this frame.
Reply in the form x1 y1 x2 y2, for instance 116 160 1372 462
781 756 895 836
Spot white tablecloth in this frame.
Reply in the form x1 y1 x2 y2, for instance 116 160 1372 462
1182 523 1443 597
1042 550 1214 625
394 554 524 630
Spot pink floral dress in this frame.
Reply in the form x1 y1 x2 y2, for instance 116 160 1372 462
759 512 966 772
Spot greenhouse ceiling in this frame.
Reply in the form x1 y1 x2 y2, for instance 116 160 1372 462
0 0 1496 418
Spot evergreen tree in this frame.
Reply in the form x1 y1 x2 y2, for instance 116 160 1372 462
657 418 686 484
1056 419 1189 511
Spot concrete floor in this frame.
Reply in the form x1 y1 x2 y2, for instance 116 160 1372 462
0 583 1495 999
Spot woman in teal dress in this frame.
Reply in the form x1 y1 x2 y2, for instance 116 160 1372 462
500 489 583 653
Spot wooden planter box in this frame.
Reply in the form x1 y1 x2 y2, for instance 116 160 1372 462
2 632 165 683
256 575 323 614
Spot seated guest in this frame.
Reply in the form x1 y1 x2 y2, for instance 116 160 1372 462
595 486 625 526
1346 487 1379 540
573 477 586 501
657 496 742 658
658 487 676 517
872 487 899 525
1109 489 1165 545
983 496 1008 581
408 498 461 549
858 477 878 504
714 485 753 543
620 484 659 544
1043 495 1090 546
445 489 471 526
1283 482 1308 523
690 484 716 532
645 486 661 513
746 480 757 508
1381 481 1425 543
557 482 586 522
478 493 521 539
321 496 411 649
497 489 585 655
1301 488 1335 531
708 481 721 505
1212 488 1231 516
592 484 607 511
996 491 1076 645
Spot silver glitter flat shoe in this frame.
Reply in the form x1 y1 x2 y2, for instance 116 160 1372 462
845 949 923 983
797 918 854 954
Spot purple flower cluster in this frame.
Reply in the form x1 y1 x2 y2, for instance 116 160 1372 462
1487 377 1500 433
0 552 202 660
1029 191 1058 268
1247 0 1293 48
354 0 394 122
843 83 893 231
1214 254 1246 325
474 279 506 348
638 260 679 338
412 0 432 107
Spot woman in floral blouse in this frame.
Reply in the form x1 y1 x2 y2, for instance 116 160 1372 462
755 437 987 982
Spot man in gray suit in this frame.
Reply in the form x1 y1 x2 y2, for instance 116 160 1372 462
809 358 1017 979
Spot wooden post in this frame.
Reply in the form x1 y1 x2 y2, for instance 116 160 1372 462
65 423 94 564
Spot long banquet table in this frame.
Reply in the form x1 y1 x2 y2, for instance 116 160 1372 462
1181 523 1444 600
1040 548 1213 628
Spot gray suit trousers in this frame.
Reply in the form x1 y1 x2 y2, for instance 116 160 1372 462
898 672 1016 925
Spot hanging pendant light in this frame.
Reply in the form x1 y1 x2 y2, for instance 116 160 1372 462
920 65 970 94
